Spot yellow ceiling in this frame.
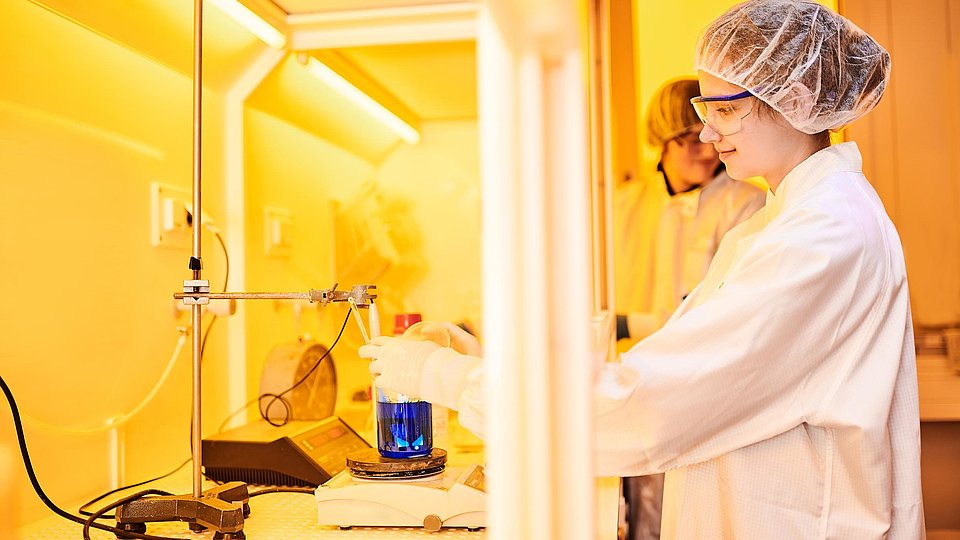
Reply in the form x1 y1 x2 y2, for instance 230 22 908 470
27 0 268 91
28 0 477 161
337 41 477 121
246 54 404 163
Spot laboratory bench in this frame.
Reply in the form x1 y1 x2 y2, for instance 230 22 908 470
17 465 621 539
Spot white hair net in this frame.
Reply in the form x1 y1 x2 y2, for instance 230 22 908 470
646 77 702 147
694 0 891 134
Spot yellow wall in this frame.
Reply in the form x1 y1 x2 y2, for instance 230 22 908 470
0 1 480 530
240 115 481 436
375 120 482 328
241 107 376 430
0 0 229 526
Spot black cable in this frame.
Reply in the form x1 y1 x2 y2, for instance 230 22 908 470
0 374 185 540
191 228 231 452
248 486 315 497
78 458 190 519
259 310 351 427
199 229 230 360
215 305 352 432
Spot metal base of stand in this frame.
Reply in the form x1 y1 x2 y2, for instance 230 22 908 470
114 481 250 539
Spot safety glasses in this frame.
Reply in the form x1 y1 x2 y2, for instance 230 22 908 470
690 90 754 136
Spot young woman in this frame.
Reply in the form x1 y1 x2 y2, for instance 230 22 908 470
614 76 766 540
361 1 923 537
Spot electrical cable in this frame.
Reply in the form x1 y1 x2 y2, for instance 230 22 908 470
199 228 230 361
73 224 229 523
19 330 189 435
190 227 231 451
215 306 351 432
2 220 321 536
78 458 190 519
248 486 315 497
0 374 187 540
19 222 227 436
258 309 351 427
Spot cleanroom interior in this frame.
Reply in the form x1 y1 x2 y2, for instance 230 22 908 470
1 0 959 537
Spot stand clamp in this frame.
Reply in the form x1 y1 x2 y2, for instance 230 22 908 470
115 481 249 539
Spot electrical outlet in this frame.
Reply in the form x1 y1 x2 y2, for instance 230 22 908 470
151 182 192 249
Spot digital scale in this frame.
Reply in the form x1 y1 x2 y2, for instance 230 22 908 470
315 447 486 532
202 417 486 532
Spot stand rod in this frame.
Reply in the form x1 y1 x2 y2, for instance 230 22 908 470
191 0 204 500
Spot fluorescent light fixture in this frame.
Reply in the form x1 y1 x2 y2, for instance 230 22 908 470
305 57 421 144
209 0 286 49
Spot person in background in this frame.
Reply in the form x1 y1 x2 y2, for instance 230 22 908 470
615 78 766 345
614 76 766 540
361 0 924 537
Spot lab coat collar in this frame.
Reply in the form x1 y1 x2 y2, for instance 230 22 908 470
763 142 863 221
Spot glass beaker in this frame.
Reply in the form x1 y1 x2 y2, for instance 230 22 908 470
373 314 445 459
375 392 434 458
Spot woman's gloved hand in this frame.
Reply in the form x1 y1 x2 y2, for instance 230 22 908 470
410 322 483 356
359 336 441 398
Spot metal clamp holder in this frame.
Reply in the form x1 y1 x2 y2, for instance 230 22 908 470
182 279 211 305
173 282 376 307
312 284 377 307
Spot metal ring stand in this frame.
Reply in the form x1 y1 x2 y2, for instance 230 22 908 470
113 2 375 536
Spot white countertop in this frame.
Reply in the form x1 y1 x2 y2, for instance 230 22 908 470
19 469 621 539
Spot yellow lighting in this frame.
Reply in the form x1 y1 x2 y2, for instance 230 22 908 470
305 57 421 144
209 0 286 49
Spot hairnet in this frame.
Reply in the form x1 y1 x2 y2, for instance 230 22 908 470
694 0 891 134
646 77 702 147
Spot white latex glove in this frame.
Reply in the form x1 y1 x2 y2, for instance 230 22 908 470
411 322 483 357
359 336 441 398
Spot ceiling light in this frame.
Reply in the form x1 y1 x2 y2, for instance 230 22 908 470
208 0 286 49
305 57 421 144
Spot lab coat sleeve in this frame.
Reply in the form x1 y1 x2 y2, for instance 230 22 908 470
594 205 871 477
418 347 487 439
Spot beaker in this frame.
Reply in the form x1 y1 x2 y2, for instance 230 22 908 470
375 392 434 458
373 314 442 458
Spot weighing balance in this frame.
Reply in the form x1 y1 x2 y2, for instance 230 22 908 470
315 447 487 531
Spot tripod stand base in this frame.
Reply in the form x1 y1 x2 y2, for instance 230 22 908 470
114 481 249 538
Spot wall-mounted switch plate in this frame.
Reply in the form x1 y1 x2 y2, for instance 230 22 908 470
151 182 192 249
264 206 292 258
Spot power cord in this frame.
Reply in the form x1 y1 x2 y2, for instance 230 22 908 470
216 309 352 432
259 309 350 427
77 458 190 520
2 225 334 536
249 486 315 497
199 228 230 361
0 374 183 540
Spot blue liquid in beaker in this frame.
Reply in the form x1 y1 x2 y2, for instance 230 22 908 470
376 400 433 458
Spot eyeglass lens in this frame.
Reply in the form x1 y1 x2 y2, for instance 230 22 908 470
691 99 753 136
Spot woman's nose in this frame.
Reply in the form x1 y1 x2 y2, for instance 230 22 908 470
699 123 720 144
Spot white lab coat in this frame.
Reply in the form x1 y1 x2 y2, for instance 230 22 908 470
595 142 924 538
424 142 924 539
614 171 765 342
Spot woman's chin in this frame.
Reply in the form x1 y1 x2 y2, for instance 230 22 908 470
723 167 751 181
